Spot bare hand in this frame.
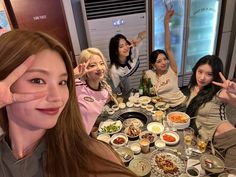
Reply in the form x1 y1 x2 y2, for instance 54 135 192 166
74 60 97 78
164 1 174 22
212 72 236 95
0 55 46 108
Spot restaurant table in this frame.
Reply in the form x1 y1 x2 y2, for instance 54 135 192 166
95 102 225 177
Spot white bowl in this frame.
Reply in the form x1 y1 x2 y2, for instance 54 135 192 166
147 122 164 134
110 133 128 148
154 139 166 149
129 143 141 154
139 96 151 104
155 102 170 111
146 104 154 112
126 101 134 108
139 130 157 144
167 112 190 130
128 96 139 103
112 104 119 111
160 131 180 145
118 103 126 109
97 134 110 144
107 108 115 115
116 147 134 163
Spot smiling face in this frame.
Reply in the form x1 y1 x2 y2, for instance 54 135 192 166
118 38 130 63
153 53 169 73
196 63 213 89
86 54 106 82
6 49 69 132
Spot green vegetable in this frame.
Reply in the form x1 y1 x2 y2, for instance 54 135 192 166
101 122 120 133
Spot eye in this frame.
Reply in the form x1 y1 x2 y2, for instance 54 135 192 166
88 64 96 68
30 78 45 84
59 80 68 86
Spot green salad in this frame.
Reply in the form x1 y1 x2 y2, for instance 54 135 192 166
101 122 120 133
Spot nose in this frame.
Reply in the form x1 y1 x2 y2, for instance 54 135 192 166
46 85 62 102
199 73 205 81
96 64 103 71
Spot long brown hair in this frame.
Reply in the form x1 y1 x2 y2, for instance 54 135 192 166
0 30 137 177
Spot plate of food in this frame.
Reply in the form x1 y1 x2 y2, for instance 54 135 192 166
123 118 144 128
160 131 180 145
147 122 164 134
151 149 185 177
139 130 158 144
155 102 170 111
139 96 151 104
151 96 163 104
98 120 122 134
124 124 141 139
167 112 190 130
129 158 151 177
200 154 225 174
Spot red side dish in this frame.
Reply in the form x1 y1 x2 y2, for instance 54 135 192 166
163 134 176 142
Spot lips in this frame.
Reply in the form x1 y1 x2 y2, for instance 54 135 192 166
36 108 60 115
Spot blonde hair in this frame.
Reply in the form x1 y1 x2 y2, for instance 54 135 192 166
78 48 118 104
0 30 135 177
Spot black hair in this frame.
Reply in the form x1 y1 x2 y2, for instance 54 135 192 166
149 49 168 69
109 34 132 68
185 55 223 133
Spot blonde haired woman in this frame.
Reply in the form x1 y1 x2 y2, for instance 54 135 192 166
74 48 117 134
0 30 137 177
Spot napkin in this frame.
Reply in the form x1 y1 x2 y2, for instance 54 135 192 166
187 158 205 176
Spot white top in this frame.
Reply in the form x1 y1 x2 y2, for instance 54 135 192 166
109 42 142 88
145 67 186 107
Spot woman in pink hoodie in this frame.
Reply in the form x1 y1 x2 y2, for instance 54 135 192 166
74 48 117 134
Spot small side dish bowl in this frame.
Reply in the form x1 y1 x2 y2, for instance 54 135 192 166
139 130 157 145
160 131 180 145
154 139 166 150
110 133 128 148
112 104 119 111
129 143 141 154
118 102 126 109
146 104 154 112
116 147 134 163
126 101 134 108
97 134 110 144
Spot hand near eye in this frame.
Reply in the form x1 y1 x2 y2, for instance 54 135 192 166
74 60 97 78
212 72 236 95
0 55 47 108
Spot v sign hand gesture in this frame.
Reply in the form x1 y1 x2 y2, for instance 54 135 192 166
74 60 97 79
0 55 46 108
212 72 236 95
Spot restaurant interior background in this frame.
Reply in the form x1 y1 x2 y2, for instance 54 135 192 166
0 0 236 89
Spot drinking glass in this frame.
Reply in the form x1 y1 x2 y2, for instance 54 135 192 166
183 127 194 156
197 135 208 153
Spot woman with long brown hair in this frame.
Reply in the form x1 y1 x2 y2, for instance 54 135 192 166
0 30 137 177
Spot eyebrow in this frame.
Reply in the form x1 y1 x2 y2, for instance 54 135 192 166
26 69 68 77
